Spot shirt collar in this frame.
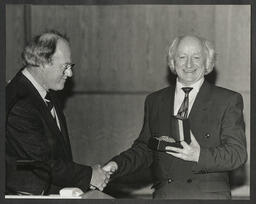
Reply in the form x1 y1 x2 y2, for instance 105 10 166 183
176 77 205 93
22 68 47 99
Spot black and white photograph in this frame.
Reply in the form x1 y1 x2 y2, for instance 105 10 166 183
1 1 253 201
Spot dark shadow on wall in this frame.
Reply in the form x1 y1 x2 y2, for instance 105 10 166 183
205 69 217 85
230 165 248 190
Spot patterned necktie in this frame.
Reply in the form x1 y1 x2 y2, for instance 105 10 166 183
177 87 193 119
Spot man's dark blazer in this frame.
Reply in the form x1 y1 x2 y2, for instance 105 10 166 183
111 80 247 199
6 70 92 195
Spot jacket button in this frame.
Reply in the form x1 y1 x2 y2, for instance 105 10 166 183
168 178 173 183
187 178 192 183
205 133 210 138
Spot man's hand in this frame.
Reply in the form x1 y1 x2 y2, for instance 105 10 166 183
90 164 110 191
102 161 118 175
165 131 200 162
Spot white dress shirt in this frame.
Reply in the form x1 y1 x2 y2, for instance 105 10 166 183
22 68 61 130
173 77 205 117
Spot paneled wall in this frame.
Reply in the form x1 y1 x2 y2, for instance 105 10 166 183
6 4 250 195
214 6 251 187
6 4 25 82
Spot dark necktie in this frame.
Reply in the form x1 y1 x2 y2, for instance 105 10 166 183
177 87 193 119
45 92 61 130
45 92 54 113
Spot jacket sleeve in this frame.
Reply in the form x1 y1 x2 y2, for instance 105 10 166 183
6 101 92 192
192 93 247 173
111 95 154 178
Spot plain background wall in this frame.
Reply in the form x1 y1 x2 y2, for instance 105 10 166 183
6 4 250 197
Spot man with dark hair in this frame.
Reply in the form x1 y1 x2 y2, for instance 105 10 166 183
103 35 247 199
6 30 109 195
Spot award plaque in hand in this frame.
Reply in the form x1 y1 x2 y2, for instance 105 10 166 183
148 116 191 152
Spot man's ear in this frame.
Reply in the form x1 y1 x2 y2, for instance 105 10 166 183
205 57 214 75
41 61 53 70
168 59 176 74
168 59 173 69
204 40 215 75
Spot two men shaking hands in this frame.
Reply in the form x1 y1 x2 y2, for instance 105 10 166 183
6 31 247 199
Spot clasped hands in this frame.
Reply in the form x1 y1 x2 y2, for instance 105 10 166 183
165 131 200 162
90 162 118 191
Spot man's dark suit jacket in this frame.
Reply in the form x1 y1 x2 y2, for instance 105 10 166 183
6 70 92 195
111 80 247 199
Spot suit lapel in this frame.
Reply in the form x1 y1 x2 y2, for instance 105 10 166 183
189 80 212 120
189 80 213 142
17 74 72 157
50 93 73 158
158 86 175 136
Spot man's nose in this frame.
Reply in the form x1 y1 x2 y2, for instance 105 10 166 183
186 57 192 68
64 68 73 77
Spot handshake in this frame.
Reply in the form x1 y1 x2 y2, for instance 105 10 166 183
89 161 118 191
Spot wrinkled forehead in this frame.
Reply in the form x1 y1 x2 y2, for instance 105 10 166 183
177 36 204 54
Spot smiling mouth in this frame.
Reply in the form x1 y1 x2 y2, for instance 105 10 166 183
183 69 196 73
